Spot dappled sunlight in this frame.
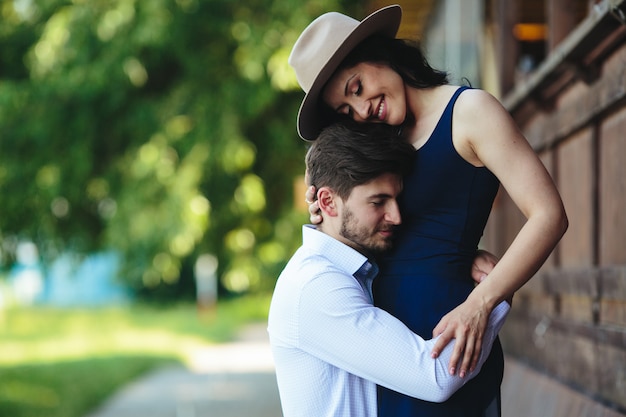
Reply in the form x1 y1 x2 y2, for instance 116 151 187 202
186 336 275 374
225 228 255 252
50 196 70 218
189 194 210 216
0 381 59 408
121 130 213 287
134 140 164 178
222 258 262 293
235 47 265 81
97 2 136 41
257 240 287 264
87 179 118 220
36 164 60 189
222 140 256 173
169 232 195 258
231 18 264 82
234 174 266 213
29 9 70 78
0 297 272 370
268 46 299 91
0 328 214 368
223 269 252 293
123 57 148 87
231 21 251 42
151 252 180 284
0 1 337 413
86 178 110 201
165 115 194 140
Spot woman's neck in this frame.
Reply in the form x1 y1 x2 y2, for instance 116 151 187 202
403 85 456 149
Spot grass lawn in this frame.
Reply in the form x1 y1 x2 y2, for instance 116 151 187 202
0 293 272 417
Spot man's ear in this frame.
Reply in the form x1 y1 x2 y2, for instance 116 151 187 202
317 187 339 217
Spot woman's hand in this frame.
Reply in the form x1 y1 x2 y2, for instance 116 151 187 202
430 249 498 376
471 249 498 284
430 299 490 378
305 185 323 225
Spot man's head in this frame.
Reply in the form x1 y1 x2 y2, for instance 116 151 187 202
305 121 414 255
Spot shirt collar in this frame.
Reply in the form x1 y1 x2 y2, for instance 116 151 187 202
354 260 379 281
302 225 378 278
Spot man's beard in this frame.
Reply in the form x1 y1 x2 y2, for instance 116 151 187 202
339 206 394 255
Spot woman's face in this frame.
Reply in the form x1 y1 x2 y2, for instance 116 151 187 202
321 62 407 126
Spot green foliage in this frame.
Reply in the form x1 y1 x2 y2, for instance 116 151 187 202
0 356 174 417
0 0 359 297
0 294 272 417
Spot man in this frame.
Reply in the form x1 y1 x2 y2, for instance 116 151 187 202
267 121 510 417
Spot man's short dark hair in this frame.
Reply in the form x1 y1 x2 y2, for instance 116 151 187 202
306 120 415 200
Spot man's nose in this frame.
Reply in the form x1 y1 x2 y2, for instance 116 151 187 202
385 202 402 225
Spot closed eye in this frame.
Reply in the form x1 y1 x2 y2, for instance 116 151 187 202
346 80 363 117
336 76 363 117
352 80 362 97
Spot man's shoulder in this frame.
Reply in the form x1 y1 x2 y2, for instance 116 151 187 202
285 246 344 278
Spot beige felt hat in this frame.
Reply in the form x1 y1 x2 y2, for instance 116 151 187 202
288 5 402 141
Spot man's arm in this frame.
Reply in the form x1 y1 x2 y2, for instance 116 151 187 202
299 269 509 402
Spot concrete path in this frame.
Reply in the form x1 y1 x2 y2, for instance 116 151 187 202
83 324 283 417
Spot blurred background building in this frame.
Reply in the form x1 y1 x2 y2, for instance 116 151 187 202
368 0 626 415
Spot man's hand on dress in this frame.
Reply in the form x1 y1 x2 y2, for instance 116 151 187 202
470 249 498 284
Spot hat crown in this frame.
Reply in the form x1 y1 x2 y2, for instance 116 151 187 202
288 5 402 140
289 12 359 93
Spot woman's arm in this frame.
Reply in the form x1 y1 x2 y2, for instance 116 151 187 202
431 89 568 376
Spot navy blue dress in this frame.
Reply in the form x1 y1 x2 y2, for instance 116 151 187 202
374 87 502 417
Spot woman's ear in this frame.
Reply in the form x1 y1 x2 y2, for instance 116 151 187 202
317 187 339 217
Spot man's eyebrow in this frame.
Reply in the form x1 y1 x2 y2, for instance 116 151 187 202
367 193 393 200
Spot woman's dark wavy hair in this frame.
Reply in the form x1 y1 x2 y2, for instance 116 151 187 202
339 35 449 88
317 35 449 131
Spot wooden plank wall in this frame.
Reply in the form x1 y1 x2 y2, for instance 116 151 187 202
483 8 626 413
368 0 626 413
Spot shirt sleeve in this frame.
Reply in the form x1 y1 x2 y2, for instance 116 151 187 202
297 268 510 402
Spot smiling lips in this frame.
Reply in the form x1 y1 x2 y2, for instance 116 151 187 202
378 226 395 238
376 97 386 121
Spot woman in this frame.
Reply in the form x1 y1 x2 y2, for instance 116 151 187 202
290 5 568 417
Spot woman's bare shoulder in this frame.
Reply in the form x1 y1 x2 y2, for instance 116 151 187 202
457 88 502 110
452 88 522 165
455 88 515 132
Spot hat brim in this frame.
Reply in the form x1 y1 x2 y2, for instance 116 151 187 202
297 5 402 141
